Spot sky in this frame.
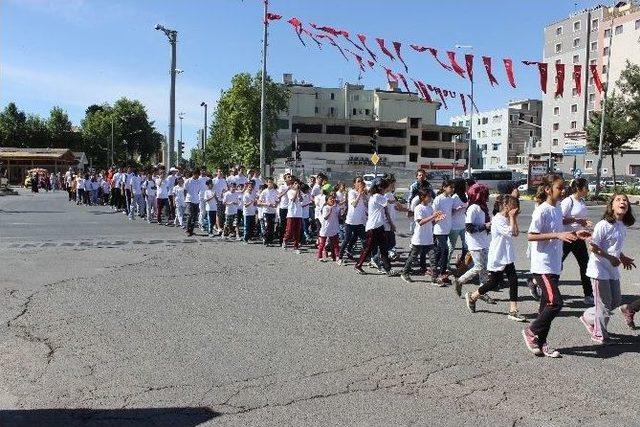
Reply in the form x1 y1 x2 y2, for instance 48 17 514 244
1 0 606 155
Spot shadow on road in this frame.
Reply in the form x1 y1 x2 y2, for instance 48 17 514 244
560 333 640 358
0 210 66 214
0 407 221 427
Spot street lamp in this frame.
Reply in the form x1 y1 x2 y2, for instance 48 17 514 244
155 23 178 167
455 44 473 176
200 102 208 151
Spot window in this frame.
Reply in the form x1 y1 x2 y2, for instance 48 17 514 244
481 131 487 137
365 109 370 116
591 41 597 51
409 152 418 162
574 21 581 31
441 149 454 159
314 106 319 114
604 28 611 38
492 115 502 123
553 123 559 131
465 120 471 127
573 38 580 48
552 138 559 146
555 59 562 65
589 93 595 102
615 25 623 35
571 104 578 113
330 92 335 100
410 135 418 146
572 87 579 96
555 43 562 53
352 108 357 116
589 76 594 86
590 58 597 66
352 94 360 101
553 106 560 115
492 144 500 151
570 121 577 129
592 19 599 31
556 26 563 36
509 143 514 149
603 46 610 56
481 117 489 124
329 107 335 115
573 54 580 64
602 65 608 74
421 148 439 158
277 119 289 129
586 160 593 169
636 19 640 30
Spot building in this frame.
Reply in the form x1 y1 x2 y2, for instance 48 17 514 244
0 148 77 184
450 99 542 170
539 1 640 176
274 76 466 174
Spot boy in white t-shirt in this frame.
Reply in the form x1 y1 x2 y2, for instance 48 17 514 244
172 177 186 228
203 179 218 235
222 183 240 239
258 178 279 246
431 180 459 282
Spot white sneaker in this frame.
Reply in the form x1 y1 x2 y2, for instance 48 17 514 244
295 249 302 255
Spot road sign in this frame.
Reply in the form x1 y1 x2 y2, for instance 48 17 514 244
370 152 380 165
574 168 582 178
563 145 586 156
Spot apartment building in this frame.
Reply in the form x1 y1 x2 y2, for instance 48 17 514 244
450 99 542 170
540 1 640 176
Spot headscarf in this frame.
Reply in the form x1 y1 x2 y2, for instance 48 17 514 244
467 183 490 223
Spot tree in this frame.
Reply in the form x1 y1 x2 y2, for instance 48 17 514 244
46 106 72 147
204 72 289 170
24 115 50 147
0 103 27 147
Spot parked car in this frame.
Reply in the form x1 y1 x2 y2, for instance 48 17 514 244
363 173 385 189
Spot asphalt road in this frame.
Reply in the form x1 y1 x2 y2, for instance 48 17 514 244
1 189 640 426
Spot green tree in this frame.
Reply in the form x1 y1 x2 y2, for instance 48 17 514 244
618 61 640 124
46 106 72 147
24 115 50 147
204 72 289 170
0 102 27 147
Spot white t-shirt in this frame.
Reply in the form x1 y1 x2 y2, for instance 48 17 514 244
384 192 398 232
165 175 176 193
278 185 289 209
213 177 228 199
301 193 311 219
235 174 248 186
223 191 239 215
286 189 303 218
587 219 626 280
465 204 490 250
77 177 85 190
243 192 257 216
410 195 421 212
528 202 564 275
204 189 217 211
365 193 388 231
172 185 185 206
487 213 515 271
432 193 454 235
346 189 367 225
315 194 326 220
319 204 340 237
131 175 142 195
259 188 278 214
124 173 133 190
560 195 588 232
450 194 467 231
411 203 434 246
155 177 168 199
183 177 203 203
112 172 122 188
197 176 209 204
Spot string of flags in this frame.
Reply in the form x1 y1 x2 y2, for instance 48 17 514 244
265 13 606 114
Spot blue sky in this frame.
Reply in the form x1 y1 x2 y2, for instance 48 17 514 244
1 0 604 154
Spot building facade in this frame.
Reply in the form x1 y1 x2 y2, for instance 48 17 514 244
450 99 542 170
540 1 640 176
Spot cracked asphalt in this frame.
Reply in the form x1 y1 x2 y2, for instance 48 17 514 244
1 189 640 426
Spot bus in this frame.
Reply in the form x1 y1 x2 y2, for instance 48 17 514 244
463 169 513 190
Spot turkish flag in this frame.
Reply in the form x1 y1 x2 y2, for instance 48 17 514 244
357 34 377 62
392 41 409 73
590 64 604 92
555 63 565 97
446 51 467 79
523 61 548 93
503 58 517 88
573 64 582 95
465 54 474 82
375 38 396 61
482 56 499 86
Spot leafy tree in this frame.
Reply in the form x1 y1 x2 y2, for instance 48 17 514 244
24 115 50 147
618 61 640 124
204 72 289 170
46 106 72 147
0 103 27 147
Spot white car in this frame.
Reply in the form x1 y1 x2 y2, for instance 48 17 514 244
363 173 385 189
518 183 528 192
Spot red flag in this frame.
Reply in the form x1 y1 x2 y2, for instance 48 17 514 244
416 80 434 103
310 23 341 37
392 41 408 73
573 65 582 96
523 61 548 93
482 56 499 86
465 54 474 82
287 17 306 46
301 29 323 49
397 72 411 93
590 64 604 92
357 34 377 62
555 63 565 97
411 45 453 71
367 60 375 68
375 38 396 61
265 13 282 22
460 93 468 115
467 94 479 113
316 34 348 61
503 58 517 88
433 86 448 109
345 48 365 71
446 51 467 78
383 66 398 84
338 29 364 52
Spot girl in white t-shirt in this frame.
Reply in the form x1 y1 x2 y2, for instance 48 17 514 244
338 177 368 263
448 179 469 267
282 179 303 253
581 194 636 344
242 182 257 243
172 177 186 228
400 189 444 283
452 183 491 298
143 176 157 223
223 183 240 239
204 180 217 235
523 174 591 358
463 195 526 322
258 178 279 245
300 184 312 245
431 180 458 282
560 178 594 304
317 192 341 262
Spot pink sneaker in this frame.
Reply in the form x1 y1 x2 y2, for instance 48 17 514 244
620 305 636 329
522 328 542 356
579 315 594 336
540 343 561 358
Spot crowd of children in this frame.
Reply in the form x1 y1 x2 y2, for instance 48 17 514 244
61 165 640 357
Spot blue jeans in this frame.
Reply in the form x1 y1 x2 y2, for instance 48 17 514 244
433 234 449 276
243 215 255 241
447 228 467 265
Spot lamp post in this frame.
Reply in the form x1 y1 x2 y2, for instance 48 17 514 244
456 44 473 176
200 102 208 151
178 112 184 162
155 24 178 167
259 0 269 178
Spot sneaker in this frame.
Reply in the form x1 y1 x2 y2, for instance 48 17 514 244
388 250 399 261
434 276 448 287
590 335 610 345
579 315 594 336
236 236 242 241
281 244 287 250
527 277 541 301
452 277 462 297
507 311 527 322
620 305 637 329
354 266 366 275
319 257 327 262
465 292 476 313
386 269 401 277
401 273 414 283
522 328 543 356
540 343 561 358
584 296 595 306
369 259 381 270
479 294 497 305
337 259 344 266
295 249 302 255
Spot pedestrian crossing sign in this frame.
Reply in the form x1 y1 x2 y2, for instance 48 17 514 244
370 153 380 165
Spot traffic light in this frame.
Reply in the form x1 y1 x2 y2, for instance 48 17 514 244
295 145 301 161
370 130 379 154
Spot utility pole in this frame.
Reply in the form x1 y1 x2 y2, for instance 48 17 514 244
178 112 184 162
110 117 114 166
259 0 269 177
155 24 178 167
200 102 208 151
455 44 474 175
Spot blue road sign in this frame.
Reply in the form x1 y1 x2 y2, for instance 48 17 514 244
574 169 582 178
563 146 587 156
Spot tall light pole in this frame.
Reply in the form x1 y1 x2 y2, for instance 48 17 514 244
456 44 474 176
259 0 269 177
155 24 178 167
110 116 115 166
178 112 184 162
200 102 208 151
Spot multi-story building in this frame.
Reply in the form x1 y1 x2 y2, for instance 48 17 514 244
274 76 467 174
450 99 542 170
540 1 640 176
